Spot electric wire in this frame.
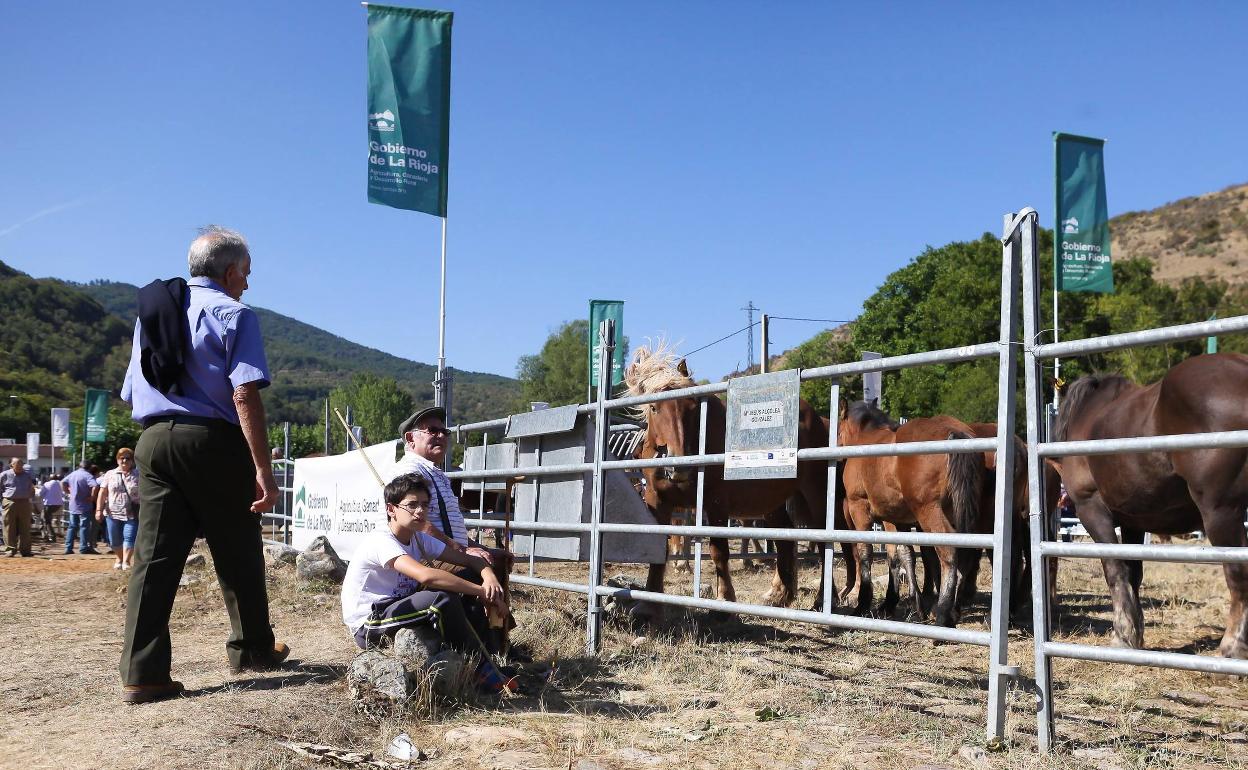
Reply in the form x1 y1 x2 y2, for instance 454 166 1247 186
684 321 760 358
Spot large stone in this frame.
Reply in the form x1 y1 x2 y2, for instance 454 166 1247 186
443 725 530 748
348 650 410 704
264 543 299 567
296 536 347 584
392 628 432 671
185 553 207 569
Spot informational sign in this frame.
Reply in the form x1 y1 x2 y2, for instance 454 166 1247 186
366 6 453 216
26 433 39 461
84 389 109 443
724 369 800 480
861 351 883 406
291 441 398 561
50 408 70 447
588 300 625 389
1055 132 1113 294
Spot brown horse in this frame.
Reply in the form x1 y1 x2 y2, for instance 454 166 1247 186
839 401 985 627
626 343 833 616
1051 354 1248 659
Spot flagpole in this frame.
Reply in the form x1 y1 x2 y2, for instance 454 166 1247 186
1052 133 1061 412
435 216 447 408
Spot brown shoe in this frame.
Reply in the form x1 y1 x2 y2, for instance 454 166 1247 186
231 642 290 673
122 680 184 704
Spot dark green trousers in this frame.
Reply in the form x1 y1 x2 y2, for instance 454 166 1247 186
120 419 275 685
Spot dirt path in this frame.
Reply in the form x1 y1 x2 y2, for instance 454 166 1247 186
2 546 1246 770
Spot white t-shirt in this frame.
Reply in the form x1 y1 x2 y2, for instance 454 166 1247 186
340 527 446 632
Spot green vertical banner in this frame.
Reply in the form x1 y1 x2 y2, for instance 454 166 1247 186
366 5 452 216
84 388 109 443
1055 133 1113 293
589 300 625 388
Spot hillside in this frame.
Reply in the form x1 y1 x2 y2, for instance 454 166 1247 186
0 263 518 437
1113 182 1248 285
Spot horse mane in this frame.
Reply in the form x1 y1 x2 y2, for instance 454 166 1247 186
847 400 899 431
1054 373 1135 442
625 339 695 396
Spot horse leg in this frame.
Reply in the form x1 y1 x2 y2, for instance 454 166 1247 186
1081 500 1144 649
955 547 982 613
762 506 797 607
709 536 737 605
638 503 672 624
918 545 938 619
1120 525 1146 601
844 500 874 615
1193 497 1248 660
898 540 922 619
882 542 901 617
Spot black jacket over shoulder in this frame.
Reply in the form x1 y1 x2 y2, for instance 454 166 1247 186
137 277 190 394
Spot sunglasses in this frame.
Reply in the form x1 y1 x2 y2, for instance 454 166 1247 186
412 426 451 437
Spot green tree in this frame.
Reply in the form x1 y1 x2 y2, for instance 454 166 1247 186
267 423 326 460
852 228 1241 422
516 320 629 408
327 373 414 451
779 330 862 415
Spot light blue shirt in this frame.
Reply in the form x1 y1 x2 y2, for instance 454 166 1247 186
122 276 271 424
63 468 98 515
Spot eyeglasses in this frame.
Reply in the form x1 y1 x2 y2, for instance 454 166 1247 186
393 501 430 515
118 456 134 463
412 426 451 437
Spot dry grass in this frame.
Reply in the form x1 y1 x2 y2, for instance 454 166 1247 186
1 539 1247 770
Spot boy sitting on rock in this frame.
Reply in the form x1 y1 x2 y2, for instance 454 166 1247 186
340 472 514 692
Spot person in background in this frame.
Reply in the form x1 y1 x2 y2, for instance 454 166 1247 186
96 448 140 570
62 460 100 555
1 458 36 557
40 474 64 543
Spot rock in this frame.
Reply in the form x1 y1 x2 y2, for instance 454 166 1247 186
612 748 666 766
913 766 956 770
1221 732 1248 743
485 749 547 770
178 573 202 587
443 725 530 748
296 536 347 584
925 704 982 719
393 628 432 671
184 553 207 569
575 761 605 770
1162 689 1214 706
630 636 648 648
386 732 424 762
424 650 466 694
347 650 410 704
263 543 299 567
956 745 987 769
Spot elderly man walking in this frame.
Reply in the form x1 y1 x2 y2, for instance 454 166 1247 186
1 458 36 557
118 225 288 704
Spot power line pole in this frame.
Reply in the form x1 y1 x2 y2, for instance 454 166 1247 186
742 301 757 372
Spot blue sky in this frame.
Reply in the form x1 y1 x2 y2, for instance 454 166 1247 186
3 1 1246 390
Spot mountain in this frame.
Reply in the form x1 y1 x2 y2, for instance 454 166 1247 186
69 279 518 425
1113 182 1248 285
0 262 518 436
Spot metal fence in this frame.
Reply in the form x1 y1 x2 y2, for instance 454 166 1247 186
1015 209 1248 751
263 426 295 547
441 209 1040 743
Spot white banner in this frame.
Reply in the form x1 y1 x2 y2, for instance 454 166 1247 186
26 433 40 461
50 409 70 447
291 441 398 561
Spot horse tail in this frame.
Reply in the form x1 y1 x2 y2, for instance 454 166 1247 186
944 429 984 534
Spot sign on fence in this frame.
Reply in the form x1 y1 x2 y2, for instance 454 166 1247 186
724 369 800 480
291 441 397 561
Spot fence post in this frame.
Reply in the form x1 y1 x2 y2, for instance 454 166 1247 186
823 379 841 613
586 319 615 654
692 398 708 598
1016 208 1056 750
283 421 291 545
985 212 1025 741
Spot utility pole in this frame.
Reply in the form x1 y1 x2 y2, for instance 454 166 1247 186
742 301 757 373
760 314 770 373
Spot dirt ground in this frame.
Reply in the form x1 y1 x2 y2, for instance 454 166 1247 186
2 538 1247 770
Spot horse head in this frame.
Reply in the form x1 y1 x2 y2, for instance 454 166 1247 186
838 398 898 444
626 342 699 491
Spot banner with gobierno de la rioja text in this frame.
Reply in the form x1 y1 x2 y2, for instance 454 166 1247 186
84 388 109 444
1055 132 1113 293
366 5 452 217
